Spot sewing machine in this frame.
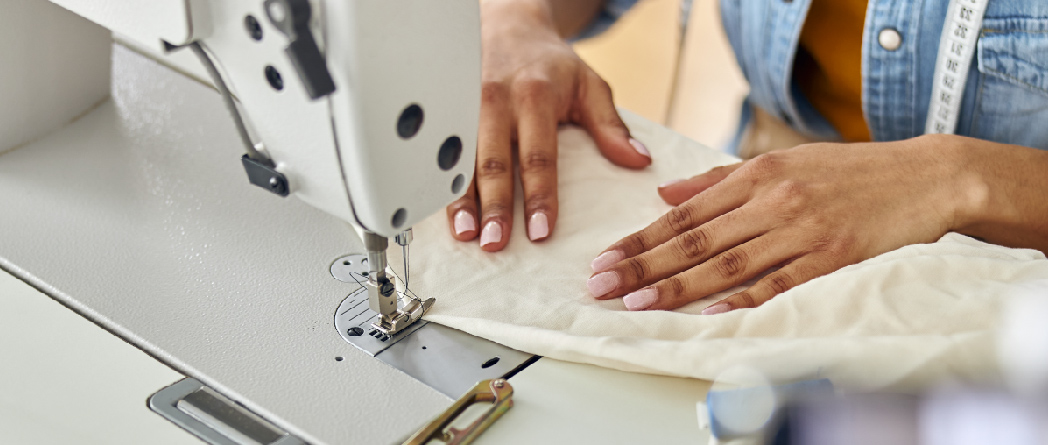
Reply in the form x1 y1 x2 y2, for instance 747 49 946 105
10 2 1048 444
33 0 484 339
0 0 717 443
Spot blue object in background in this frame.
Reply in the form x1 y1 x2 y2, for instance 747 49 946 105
707 378 834 440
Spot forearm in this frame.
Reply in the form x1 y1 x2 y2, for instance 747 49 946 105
482 0 607 39
946 135 1048 252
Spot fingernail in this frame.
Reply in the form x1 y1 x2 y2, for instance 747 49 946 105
528 212 549 241
629 138 650 158
659 179 683 188
701 303 732 315
454 210 476 236
480 221 502 247
587 272 620 298
591 250 625 273
623 288 658 311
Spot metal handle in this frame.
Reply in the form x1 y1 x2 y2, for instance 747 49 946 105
404 379 514 445
149 378 305 445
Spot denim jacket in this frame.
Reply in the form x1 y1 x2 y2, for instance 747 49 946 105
583 0 1048 152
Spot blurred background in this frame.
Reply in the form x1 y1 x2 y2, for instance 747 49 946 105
573 0 749 151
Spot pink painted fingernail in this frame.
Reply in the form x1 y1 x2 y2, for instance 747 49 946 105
587 272 620 298
454 210 476 236
591 250 625 273
480 221 502 247
659 179 683 188
629 138 650 158
528 212 549 241
623 288 658 311
701 303 732 315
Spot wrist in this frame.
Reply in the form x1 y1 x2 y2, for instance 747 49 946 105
916 134 992 232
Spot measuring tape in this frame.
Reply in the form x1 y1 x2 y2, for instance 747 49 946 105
925 0 990 135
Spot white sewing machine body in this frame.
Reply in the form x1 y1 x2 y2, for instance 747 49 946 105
0 0 512 443
6 0 487 344
30 0 481 237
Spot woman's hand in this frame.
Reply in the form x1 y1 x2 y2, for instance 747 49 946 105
446 0 652 252
587 135 985 314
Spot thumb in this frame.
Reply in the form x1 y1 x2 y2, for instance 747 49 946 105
574 70 651 169
658 162 744 205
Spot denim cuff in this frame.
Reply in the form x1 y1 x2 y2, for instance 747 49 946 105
569 0 640 41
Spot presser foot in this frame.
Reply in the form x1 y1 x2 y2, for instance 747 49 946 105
369 296 435 339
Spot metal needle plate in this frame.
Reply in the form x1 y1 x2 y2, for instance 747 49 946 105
330 254 535 397
334 286 429 356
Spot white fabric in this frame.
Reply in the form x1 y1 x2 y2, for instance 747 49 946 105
405 110 1048 389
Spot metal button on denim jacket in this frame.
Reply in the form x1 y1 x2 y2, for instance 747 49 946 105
585 0 1048 151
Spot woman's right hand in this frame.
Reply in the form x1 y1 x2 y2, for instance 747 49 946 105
446 0 652 251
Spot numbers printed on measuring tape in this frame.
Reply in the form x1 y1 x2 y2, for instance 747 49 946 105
925 0 989 135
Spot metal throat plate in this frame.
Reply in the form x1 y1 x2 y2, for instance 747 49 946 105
335 286 429 356
330 254 535 397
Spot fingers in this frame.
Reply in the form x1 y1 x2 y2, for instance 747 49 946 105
618 230 803 311
587 207 765 300
658 163 745 206
445 178 479 241
574 70 651 169
515 80 559 242
593 178 749 269
476 82 515 252
700 253 836 315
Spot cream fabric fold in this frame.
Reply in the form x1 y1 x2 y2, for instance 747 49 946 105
404 110 1048 389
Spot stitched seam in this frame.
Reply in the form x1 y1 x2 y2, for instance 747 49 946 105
777 0 812 133
977 27 1048 95
981 46 1048 74
969 68 986 136
982 28 1048 35
982 66 1048 95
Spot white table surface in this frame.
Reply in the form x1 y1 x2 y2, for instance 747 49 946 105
0 269 196 445
1 268 715 445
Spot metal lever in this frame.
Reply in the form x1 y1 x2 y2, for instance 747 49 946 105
263 0 336 99
181 42 290 197
149 378 305 445
404 379 514 445
241 154 289 196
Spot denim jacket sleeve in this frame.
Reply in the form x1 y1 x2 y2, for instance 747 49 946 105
572 0 641 40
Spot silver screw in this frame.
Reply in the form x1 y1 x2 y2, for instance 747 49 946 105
269 177 279 187
492 379 505 388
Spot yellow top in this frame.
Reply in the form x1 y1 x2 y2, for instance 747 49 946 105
795 0 871 142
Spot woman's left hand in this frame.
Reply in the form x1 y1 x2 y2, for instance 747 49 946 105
586 135 983 314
